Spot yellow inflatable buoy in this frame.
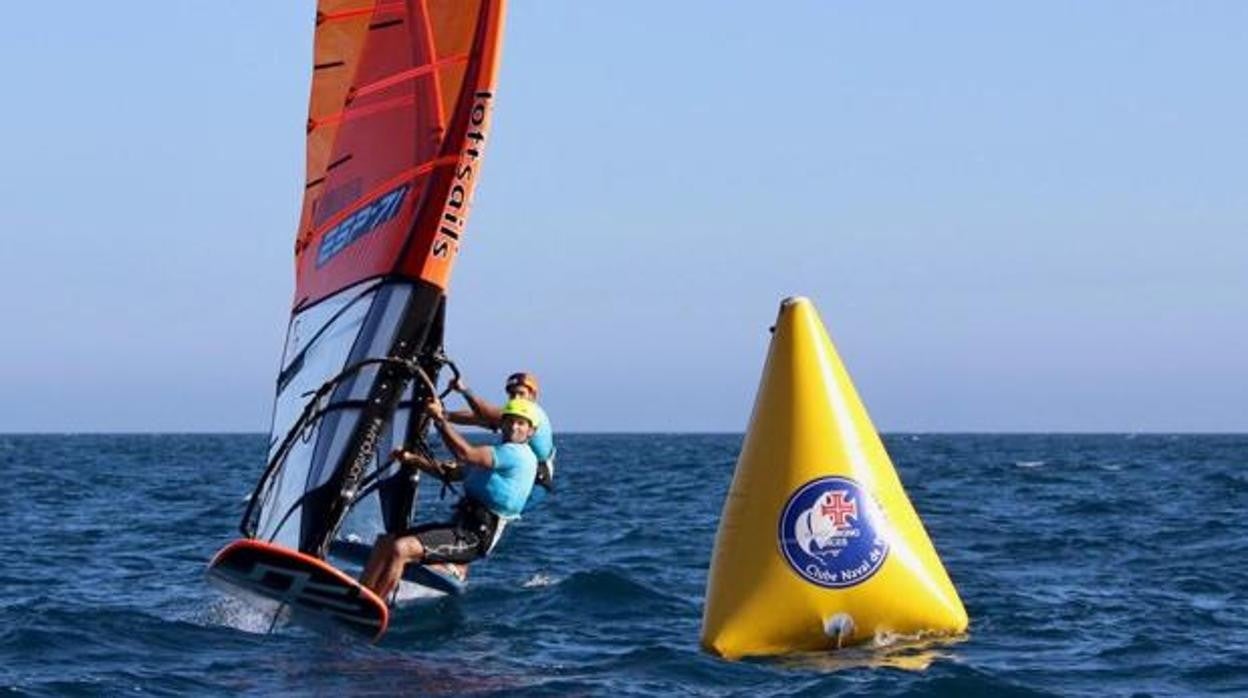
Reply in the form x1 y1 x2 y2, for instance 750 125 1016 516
700 297 968 659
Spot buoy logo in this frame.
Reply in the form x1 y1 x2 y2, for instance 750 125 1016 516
778 476 890 588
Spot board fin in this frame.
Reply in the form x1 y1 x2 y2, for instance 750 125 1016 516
700 296 968 659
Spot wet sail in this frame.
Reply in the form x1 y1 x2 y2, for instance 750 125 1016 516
242 0 507 558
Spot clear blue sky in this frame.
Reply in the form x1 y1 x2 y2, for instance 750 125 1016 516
1 2 1244 433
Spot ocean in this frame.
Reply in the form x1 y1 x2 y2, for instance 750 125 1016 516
2 434 1245 696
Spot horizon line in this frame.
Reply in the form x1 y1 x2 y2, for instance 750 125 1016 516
2 430 1245 437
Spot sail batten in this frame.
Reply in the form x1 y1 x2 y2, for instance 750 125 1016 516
352 54 468 99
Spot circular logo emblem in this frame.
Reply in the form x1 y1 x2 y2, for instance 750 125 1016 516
778 476 890 588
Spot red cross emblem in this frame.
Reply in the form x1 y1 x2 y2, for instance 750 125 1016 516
820 491 858 528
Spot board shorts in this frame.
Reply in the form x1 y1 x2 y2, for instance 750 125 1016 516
403 498 506 564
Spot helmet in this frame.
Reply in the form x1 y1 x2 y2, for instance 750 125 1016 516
501 398 542 428
505 372 540 397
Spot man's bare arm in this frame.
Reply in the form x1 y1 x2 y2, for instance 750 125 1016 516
454 379 503 429
428 401 494 468
447 409 488 427
391 448 462 480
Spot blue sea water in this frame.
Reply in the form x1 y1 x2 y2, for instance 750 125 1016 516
2 433 1246 696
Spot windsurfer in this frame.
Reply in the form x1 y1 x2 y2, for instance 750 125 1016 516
359 397 541 600
449 371 555 488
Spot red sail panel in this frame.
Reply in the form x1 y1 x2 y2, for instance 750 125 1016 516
293 0 505 308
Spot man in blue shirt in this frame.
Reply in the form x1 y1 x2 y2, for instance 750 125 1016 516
359 397 540 600
448 371 556 490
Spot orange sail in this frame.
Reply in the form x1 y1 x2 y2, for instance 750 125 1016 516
295 0 505 307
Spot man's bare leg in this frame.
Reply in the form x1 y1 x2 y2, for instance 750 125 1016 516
374 536 425 600
359 534 393 591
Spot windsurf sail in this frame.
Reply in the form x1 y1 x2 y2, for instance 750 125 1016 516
239 0 507 560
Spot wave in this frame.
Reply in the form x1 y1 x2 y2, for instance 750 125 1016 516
529 568 696 619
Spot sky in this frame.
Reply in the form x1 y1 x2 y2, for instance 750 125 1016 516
1 2 1244 433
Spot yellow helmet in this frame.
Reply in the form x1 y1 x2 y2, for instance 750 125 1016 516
501 398 542 428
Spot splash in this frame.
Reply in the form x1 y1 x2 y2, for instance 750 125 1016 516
523 573 559 588
193 594 285 635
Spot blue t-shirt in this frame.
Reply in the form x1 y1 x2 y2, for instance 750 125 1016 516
464 442 537 518
528 403 554 462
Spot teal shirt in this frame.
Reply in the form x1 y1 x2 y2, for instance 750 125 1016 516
528 403 554 462
464 442 537 518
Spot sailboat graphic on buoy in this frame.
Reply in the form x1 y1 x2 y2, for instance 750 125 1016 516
797 486 862 558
